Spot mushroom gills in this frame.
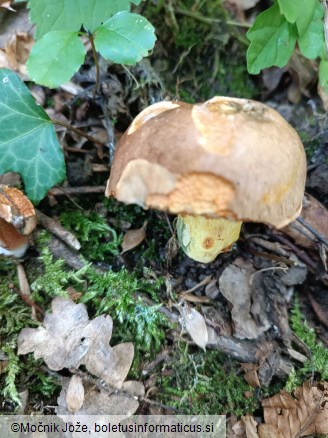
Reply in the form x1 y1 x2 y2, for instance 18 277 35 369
176 215 242 263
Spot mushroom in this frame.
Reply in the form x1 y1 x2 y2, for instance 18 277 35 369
106 97 306 263
0 185 37 257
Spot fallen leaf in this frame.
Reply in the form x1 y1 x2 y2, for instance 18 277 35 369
240 363 260 388
66 375 85 413
57 378 140 437
179 301 208 350
18 297 134 388
219 258 271 339
121 222 147 254
258 424 283 438
241 415 259 438
282 194 328 250
261 381 328 437
0 32 34 75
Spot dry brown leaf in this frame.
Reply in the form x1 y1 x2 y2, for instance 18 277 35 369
261 381 328 437
287 52 317 103
219 258 271 339
282 194 328 250
66 375 85 413
241 415 259 438
18 297 134 388
258 424 283 438
179 301 208 350
0 32 34 75
121 222 147 254
240 363 260 388
57 378 140 436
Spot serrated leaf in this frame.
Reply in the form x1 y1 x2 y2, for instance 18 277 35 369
28 0 131 38
298 3 324 59
0 69 65 203
247 3 297 74
319 57 328 92
27 31 86 88
94 11 156 65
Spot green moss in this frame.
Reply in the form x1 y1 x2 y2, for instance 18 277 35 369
60 210 122 262
31 233 89 300
144 0 258 101
285 297 328 392
298 130 320 161
159 346 259 415
0 261 59 410
81 267 169 375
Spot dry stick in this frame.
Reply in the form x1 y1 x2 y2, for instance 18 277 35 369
49 186 106 196
36 209 81 251
270 232 318 270
296 216 328 247
52 119 104 145
71 368 178 412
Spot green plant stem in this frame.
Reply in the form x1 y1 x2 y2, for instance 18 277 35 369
52 119 103 145
175 8 251 28
89 33 100 98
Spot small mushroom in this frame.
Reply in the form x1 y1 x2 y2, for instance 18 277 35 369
106 97 307 263
0 185 36 257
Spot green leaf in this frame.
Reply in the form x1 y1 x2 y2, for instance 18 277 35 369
28 0 131 38
294 0 317 35
277 0 316 25
0 69 65 203
27 31 86 88
246 3 297 74
319 58 328 92
94 12 156 65
298 2 324 59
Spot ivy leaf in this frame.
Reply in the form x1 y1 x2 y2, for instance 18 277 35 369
319 57 328 92
298 3 324 59
28 0 131 38
246 3 297 74
0 69 65 203
94 12 156 65
27 31 86 88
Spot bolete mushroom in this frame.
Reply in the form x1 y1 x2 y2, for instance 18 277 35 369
106 97 306 263
0 185 36 257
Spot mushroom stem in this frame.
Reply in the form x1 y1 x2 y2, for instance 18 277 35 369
176 214 242 263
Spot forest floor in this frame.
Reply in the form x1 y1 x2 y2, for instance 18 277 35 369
1 1 328 437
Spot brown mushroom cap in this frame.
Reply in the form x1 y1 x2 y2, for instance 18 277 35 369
106 97 307 228
0 185 36 235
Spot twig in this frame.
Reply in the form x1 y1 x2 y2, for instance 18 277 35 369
270 232 317 270
175 7 250 28
296 216 328 247
179 275 212 295
52 119 104 145
36 209 81 251
48 186 106 196
16 263 37 321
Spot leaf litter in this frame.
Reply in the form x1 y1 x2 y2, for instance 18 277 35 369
18 297 144 418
